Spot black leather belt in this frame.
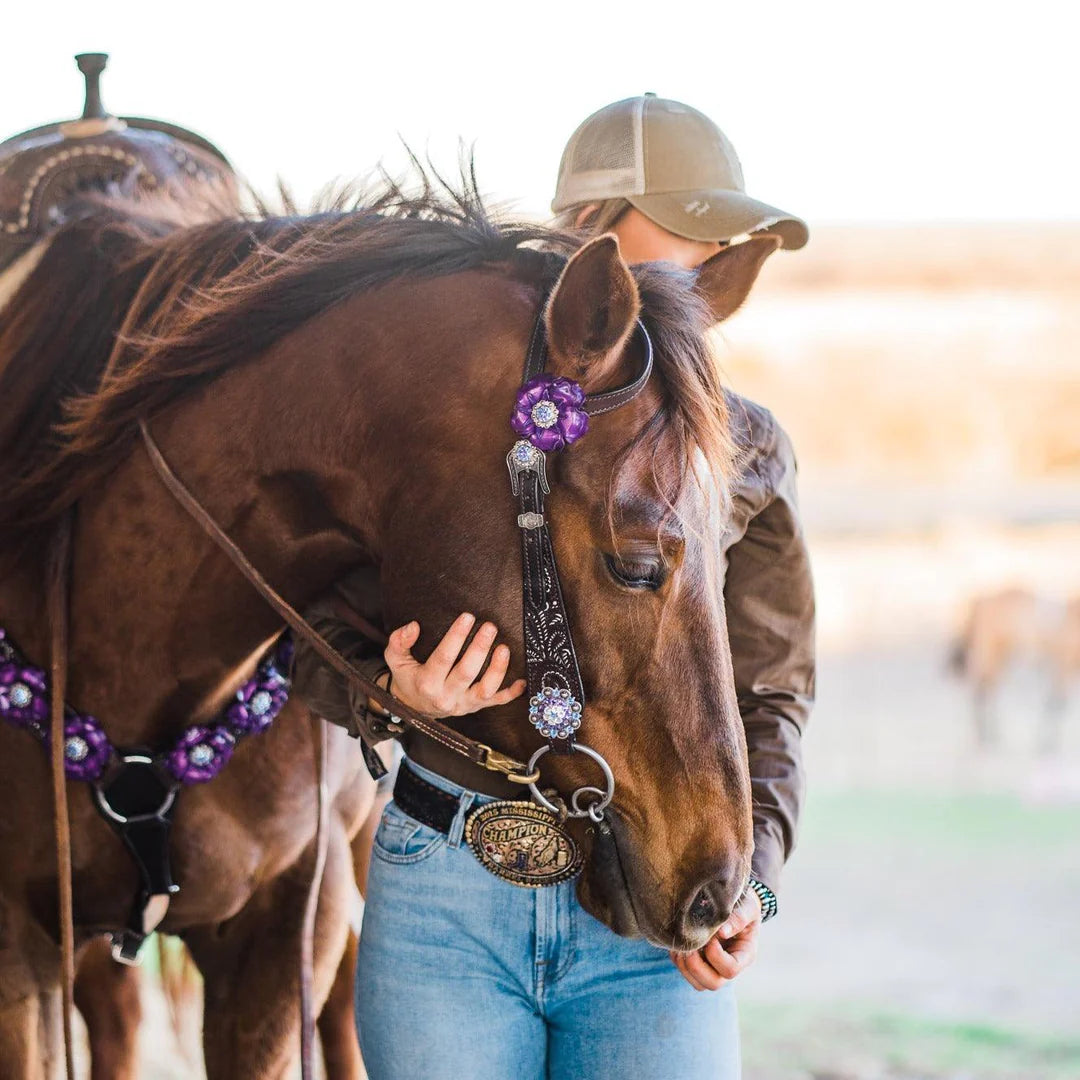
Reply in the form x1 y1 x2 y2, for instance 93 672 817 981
392 763 462 835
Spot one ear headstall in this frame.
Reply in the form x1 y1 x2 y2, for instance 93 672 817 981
506 312 654 753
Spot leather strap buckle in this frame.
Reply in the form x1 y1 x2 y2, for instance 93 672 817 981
476 742 540 785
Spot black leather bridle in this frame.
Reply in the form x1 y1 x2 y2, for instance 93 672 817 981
507 309 654 818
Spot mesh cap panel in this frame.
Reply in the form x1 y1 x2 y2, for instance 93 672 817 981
552 97 644 210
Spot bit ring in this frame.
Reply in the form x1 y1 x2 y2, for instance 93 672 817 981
526 743 615 820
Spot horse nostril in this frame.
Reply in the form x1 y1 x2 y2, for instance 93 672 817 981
687 885 718 927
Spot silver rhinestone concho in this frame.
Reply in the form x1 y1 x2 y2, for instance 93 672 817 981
249 690 273 716
512 440 540 468
530 400 559 429
64 735 89 762
529 686 583 740
10 683 33 708
189 743 215 767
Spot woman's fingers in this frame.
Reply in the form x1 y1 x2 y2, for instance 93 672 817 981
383 621 421 670
485 678 528 707
702 937 741 981
473 642 511 698
719 928 758 973
670 951 708 992
680 948 727 990
446 622 498 689
380 615 524 718
424 613 476 679
718 890 761 940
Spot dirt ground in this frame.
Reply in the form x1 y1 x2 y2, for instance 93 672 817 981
737 520 1080 1079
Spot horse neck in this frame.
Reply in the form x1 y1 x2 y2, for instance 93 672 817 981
0 267 534 747
36 350 377 747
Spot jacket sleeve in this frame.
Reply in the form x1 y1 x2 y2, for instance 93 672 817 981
290 565 388 737
723 425 816 900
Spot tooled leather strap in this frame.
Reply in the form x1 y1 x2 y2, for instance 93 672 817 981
517 465 585 753
137 420 530 780
514 314 654 753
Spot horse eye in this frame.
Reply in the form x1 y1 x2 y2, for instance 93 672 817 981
603 552 666 591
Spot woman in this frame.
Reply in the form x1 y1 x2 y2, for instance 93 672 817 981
294 94 814 1078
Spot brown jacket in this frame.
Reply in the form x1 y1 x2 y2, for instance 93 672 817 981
291 392 814 898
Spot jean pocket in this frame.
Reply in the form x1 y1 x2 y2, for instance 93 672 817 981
372 801 447 865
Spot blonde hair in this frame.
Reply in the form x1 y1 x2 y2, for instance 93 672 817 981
551 198 631 235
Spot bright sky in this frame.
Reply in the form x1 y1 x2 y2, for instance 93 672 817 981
3 1 1076 225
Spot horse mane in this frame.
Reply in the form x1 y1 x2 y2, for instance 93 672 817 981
0 163 732 542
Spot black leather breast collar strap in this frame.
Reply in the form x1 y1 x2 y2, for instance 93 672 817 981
91 753 180 963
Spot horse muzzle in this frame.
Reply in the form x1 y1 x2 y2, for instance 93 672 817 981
578 808 750 952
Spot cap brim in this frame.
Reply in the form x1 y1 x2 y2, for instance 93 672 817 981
627 189 809 250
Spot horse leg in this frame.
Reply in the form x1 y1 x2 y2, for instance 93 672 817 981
188 825 355 1080
0 992 56 1079
1040 677 1068 756
0 893 65 1079
973 681 997 749
319 744 386 1078
73 937 142 1080
317 928 363 1080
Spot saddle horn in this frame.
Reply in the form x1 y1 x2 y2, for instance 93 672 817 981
75 52 110 120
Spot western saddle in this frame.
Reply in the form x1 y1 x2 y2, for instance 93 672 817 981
0 53 235 272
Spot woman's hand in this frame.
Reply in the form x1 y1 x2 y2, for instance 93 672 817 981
378 612 527 718
670 889 762 991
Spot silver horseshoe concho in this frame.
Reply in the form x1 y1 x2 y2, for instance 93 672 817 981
464 799 582 887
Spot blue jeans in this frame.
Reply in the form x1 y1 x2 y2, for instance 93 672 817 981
355 758 740 1080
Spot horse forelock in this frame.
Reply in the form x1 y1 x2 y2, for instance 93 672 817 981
0 164 733 546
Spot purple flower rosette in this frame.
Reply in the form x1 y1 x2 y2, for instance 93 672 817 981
0 662 50 728
166 725 236 784
226 670 289 734
57 714 112 781
511 375 589 452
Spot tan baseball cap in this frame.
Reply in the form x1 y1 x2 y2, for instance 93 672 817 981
552 94 808 251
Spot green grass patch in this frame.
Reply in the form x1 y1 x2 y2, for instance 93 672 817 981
798 789 1080 857
741 1001 1080 1080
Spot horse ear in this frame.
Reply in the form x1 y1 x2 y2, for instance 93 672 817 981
695 235 782 324
545 234 640 390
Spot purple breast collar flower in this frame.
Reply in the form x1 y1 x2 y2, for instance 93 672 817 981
511 375 589 452
56 714 112 782
227 670 289 734
0 662 50 728
166 725 236 784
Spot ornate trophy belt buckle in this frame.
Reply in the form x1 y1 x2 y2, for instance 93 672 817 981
464 800 582 888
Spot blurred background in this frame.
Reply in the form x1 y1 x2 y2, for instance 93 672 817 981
4 1 1078 1077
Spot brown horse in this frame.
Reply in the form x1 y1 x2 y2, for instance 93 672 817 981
2 207 373 1080
0 171 770 1076
951 586 1080 752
